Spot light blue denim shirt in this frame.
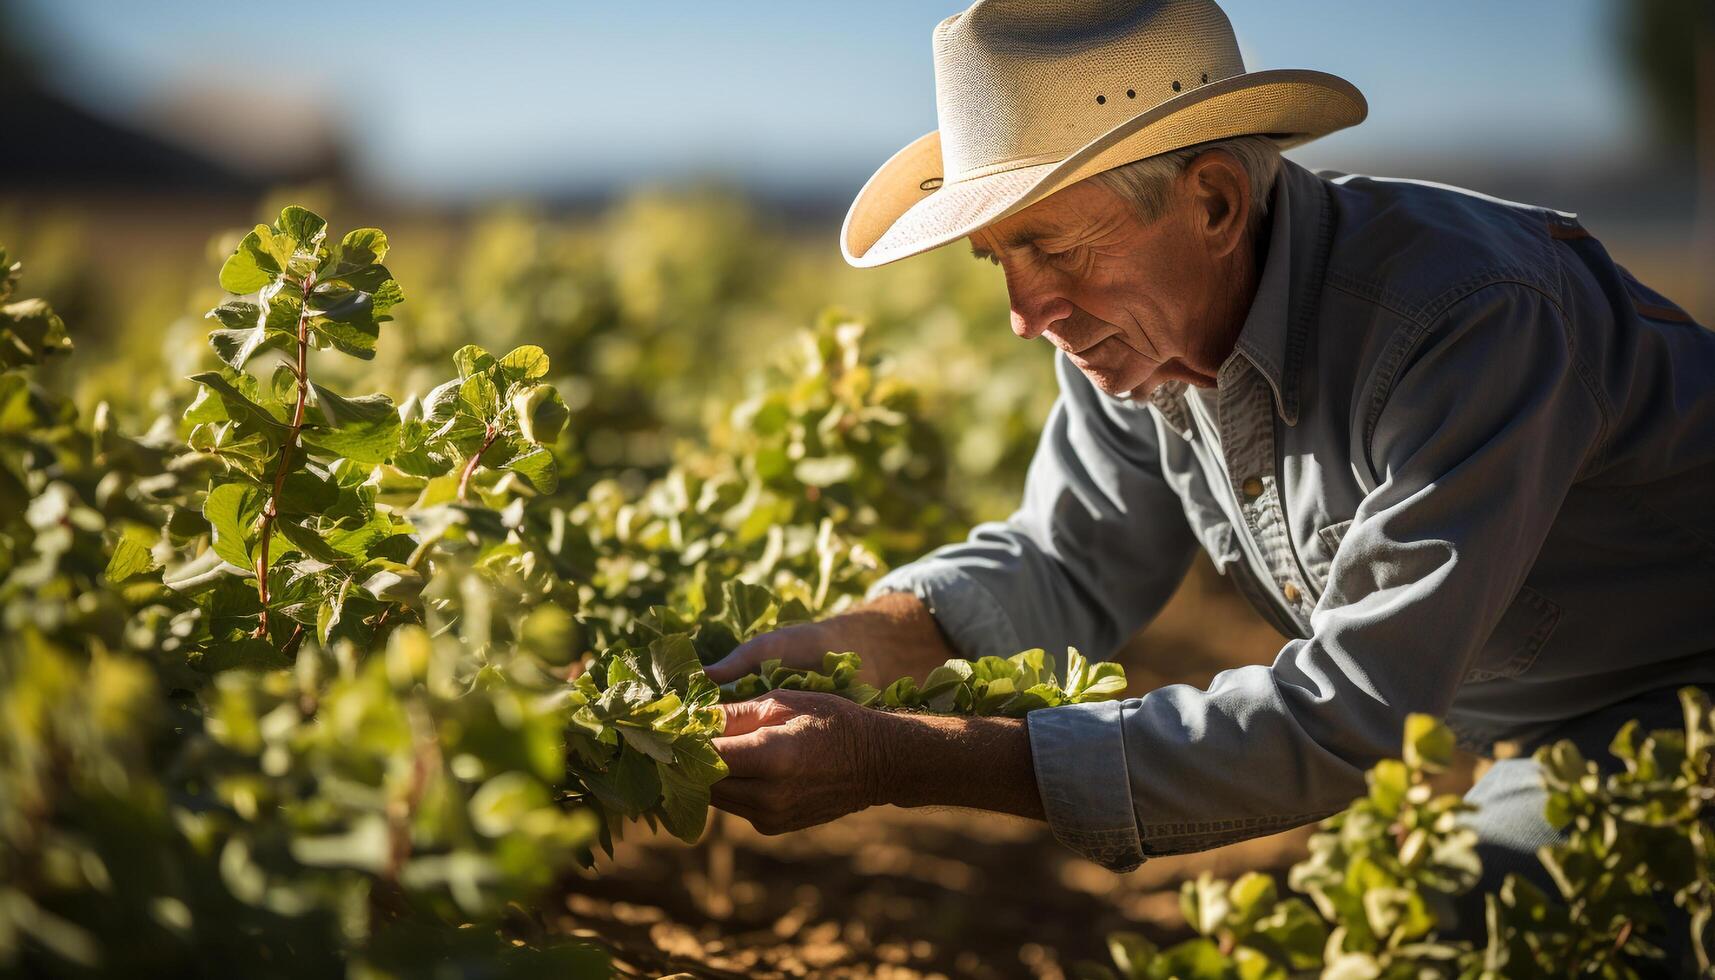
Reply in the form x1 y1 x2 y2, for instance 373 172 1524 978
870 159 1715 871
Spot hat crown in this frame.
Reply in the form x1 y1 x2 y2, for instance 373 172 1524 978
932 0 1245 182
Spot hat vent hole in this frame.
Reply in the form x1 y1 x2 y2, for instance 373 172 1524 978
1171 80 1182 92
1201 72 1209 84
1126 89 1136 99
1095 94 1106 105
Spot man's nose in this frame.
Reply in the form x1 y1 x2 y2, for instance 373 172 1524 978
1010 295 1074 341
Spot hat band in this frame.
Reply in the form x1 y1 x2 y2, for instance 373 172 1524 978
944 149 1067 184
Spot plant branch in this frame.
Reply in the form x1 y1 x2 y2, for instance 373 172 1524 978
253 271 316 639
457 424 500 503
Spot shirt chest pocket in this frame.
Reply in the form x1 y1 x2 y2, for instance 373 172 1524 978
1464 586 1563 683
1306 519 1560 683
1298 518 1354 595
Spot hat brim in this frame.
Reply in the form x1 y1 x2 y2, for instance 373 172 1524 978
841 69 1365 268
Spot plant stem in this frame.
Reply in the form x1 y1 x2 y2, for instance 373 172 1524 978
253 271 317 639
457 424 500 503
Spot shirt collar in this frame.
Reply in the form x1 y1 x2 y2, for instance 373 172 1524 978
1145 160 1332 434
1223 159 1332 427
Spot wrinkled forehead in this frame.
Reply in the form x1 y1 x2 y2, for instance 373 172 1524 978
967 179 1128 257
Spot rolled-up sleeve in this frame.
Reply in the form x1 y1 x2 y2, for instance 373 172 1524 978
1029 283 1607 871
868 351 1199 661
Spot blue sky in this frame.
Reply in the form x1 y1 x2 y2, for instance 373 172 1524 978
12 0 1645 200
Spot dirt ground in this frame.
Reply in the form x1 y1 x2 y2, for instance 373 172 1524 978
552 560 1481 978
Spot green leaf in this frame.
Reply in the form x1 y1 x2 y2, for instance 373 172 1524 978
276 470 339 516
361 559 423 603
657 739 727 843
577 738 663 818
199 636 291 672
104 534 160 583
1228 871 1277 925
333 227 388 267
469 772 550 837
1367 759 1409 814
498 345 550 380
306 305 381 359
453 344 495 379
185 371 290 437
276 518 352 566
504 447 558 494
303 384 400 465
219 224 285 293
204 300 290 370
203 482 265 570
1255 899 1328 969
459 373 499 418
1107 931 1158 976
0 297 72 368
277 206 328 249
793 455 857 487
513 384 568 445
289 815 391 872
419 378 463 425
1402 714 1454 773
720 581 781 639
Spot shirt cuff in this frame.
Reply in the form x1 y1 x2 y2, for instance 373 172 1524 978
865 559 1023 660
1027 699 1147 872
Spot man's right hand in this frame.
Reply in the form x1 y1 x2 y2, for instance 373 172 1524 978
704 590 959 687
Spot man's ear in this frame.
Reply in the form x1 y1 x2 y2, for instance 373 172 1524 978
1182 149 1250 260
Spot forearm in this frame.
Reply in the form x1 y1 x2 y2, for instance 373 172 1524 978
836 590 959 685
872 711 1044 820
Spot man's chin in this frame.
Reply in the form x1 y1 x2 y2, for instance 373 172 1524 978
1101 359 1216 398
1077 365 1155 399
1070 356 1166 398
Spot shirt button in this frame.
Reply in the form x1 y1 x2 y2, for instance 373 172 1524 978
1241 476 1264 499
1282 581 1301 604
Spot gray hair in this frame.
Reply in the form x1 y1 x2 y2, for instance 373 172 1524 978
1089 135 1282 236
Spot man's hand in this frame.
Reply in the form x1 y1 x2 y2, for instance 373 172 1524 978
711 690 885 834
704 590 956 687
711 688 1046 835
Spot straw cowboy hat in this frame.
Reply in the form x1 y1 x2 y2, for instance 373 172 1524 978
841 0 1367 268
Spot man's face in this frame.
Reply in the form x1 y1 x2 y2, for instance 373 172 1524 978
968 170 1242 399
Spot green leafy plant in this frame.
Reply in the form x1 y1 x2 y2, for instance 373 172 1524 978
542 318 953 635
1476 687 1715 977
1084 692 1715 980
185 206 568 660
1103 870 1327 980
723 646 1128 717
0 217 1113 977
0 222 618 977
8 196 1714 980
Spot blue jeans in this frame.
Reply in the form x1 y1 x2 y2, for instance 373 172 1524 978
1450 684 1715 975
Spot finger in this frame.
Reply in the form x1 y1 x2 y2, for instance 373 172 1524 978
705 623 829 683
713 728 790 779
709 777 773 812
710 781 793 836
703 631 786 684
708 785 762 820
708 792 775 834
719 698 789 737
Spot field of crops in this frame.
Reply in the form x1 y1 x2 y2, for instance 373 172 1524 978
4 189 1713 978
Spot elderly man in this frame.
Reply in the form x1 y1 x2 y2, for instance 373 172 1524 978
706 0 1715 940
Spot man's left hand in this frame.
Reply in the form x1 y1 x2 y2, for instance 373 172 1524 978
711 690 889 834
710 689 1046 834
